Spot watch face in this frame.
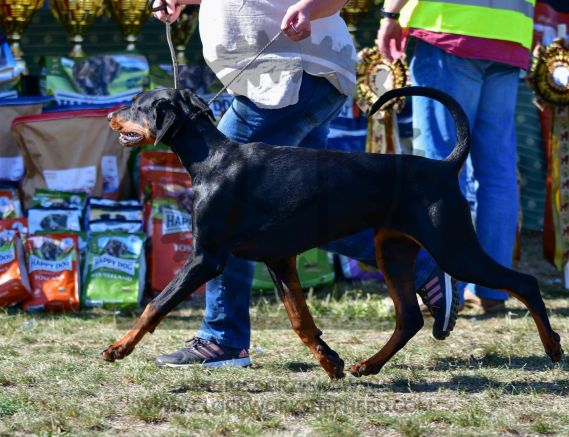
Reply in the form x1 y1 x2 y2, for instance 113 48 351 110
355 46 408 115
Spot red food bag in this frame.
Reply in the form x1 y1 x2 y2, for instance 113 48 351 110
0 218 28 234
0 230 31 307
139 150 190 201
148 183 203 295
23 234 80 312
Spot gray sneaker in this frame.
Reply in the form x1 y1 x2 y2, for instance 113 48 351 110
416 267 459 340
155 337 251 368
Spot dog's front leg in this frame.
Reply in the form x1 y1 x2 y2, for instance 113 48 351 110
102 253 223 362
266 257 345 380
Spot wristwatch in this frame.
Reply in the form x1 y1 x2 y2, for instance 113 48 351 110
380 8 400 20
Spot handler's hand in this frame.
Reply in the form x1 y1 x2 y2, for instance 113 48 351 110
376 18 404 62
281 1 312 41
152 0 183 22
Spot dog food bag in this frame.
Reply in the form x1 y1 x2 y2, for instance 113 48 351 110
32 189 87 211
41 54 149 105
87 198 143 233
0 98 47 184
0 230 31 307
139 150 190 200
28 208 83 234
11 108 131 208
35 230 88 292
88 204 144 223
89 220 144 234
88 198 141 209
0 189 23 219
83 232 146 309
23 234 80 312
149 184 194 293
0 218 28 235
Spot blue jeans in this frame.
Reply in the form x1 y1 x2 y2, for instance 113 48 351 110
197 73 435 349
410 40 520 302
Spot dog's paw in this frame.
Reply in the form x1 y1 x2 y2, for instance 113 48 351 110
350 360 381 377
546 332 564 363
545 332 563 363
315 340 345 380
101 342 132 362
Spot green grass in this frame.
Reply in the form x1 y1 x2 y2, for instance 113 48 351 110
0 232 568 436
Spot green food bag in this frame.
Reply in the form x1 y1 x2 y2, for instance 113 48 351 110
32 189 87 211
84 232 146 310
252 249 335 291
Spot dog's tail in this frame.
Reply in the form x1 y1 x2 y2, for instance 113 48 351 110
368 86 470 171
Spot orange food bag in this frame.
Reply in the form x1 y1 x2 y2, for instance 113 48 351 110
0 229 31 307
149 183 203 295
23 234 80 312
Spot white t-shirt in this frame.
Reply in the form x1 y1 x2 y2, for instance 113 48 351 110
199 0 357 109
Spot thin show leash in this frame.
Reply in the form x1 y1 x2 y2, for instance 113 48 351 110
151 1 298 115
165 16 179 89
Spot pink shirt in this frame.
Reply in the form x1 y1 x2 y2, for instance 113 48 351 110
409 29 531 70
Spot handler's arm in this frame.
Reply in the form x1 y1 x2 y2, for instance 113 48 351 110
376 0 409 61
152 0 201 22
281 0 349 42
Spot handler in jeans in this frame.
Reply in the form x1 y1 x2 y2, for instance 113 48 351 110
377 0 534 313
153 0 457 368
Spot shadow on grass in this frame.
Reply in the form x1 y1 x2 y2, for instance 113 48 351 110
397 352 565 372
385 373 569 395
282 361 321 372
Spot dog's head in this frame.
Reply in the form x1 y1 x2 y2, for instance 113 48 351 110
107 88 214 147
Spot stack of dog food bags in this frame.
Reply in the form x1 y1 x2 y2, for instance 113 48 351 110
0 218 31 307
83 198 146 309
23 189 86 312
139 149 200 296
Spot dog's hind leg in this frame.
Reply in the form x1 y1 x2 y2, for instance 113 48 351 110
102 252 224 362
414 205 563 364
265 257 345 379
427 238 563 363
351 230 423 377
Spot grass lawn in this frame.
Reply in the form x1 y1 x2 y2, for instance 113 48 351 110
1 231 569 436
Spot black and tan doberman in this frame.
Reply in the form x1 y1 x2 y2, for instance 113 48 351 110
103 86 562 379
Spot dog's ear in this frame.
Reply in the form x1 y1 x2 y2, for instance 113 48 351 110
154 99 179 146
179 89 215 121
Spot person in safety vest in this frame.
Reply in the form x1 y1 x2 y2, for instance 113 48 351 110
377 0 535 313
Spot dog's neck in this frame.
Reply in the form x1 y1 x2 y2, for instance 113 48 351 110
166 115 234 178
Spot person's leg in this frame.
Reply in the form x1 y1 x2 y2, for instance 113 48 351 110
469 63 520 302
410 39 484 301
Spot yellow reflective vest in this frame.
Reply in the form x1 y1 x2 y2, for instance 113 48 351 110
400 0 536 49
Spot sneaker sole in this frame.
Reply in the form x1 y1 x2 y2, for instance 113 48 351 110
442 273 453 332
156 357 252 369
433 274 459 340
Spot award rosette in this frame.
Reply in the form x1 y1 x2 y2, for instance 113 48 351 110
527 37 569 272
356 46 408 154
